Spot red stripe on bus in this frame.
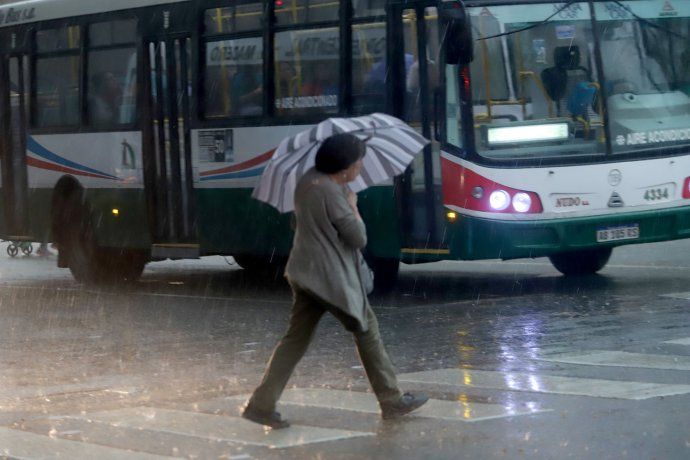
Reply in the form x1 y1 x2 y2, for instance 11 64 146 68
26 156 117 181
441 157 542 213
200 149 275 177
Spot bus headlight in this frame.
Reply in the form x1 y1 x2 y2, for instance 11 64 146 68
512 193 532 213
489 190 510 211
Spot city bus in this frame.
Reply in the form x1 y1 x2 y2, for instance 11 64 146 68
1 0 689 287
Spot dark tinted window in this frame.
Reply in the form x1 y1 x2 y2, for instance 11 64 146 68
204 37 264 117
352 22 386 113
353 0 386 18
36 25 80 52
87 19 138 127
274 28 339 115
205 4 263 34
274 0 339 25
89 19 137 46
35 56 80 127
87 48 138 126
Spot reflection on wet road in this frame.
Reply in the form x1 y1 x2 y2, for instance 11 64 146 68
0 241 688 458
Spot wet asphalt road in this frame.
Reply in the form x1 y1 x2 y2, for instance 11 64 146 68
0 241 688 459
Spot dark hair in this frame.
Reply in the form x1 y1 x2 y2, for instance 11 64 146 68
314 133 366 174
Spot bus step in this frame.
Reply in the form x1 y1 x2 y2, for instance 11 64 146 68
151 243 200 260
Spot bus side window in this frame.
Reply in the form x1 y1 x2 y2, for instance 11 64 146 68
204 4 263 34
353 0 386 18
203 5 264 119
86 19 138 127
352 21 387 114
204 37 264 118
274 28 340 116
35 25 81 128
274 0 339 25
403 8 441 124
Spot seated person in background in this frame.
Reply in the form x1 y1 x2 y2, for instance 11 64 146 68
231 65 262 116
541 46 592 118
302 62 339 98
90 71 123 125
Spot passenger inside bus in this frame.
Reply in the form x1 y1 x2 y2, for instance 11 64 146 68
89 71 124 126
302 62 338 98
540 46 593 118
231 65 262 116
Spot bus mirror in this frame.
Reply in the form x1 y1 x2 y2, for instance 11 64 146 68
440 1 474 65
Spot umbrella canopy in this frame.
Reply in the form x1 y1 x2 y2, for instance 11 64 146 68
252 113 429 213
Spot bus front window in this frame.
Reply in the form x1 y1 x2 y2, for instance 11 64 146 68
595 1 690 153
448 3 605 159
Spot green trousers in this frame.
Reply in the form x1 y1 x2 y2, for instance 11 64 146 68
248 286 403 412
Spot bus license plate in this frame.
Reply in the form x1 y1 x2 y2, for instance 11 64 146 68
596 224 639 242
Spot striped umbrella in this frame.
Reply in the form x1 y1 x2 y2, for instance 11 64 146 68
252 113 429 213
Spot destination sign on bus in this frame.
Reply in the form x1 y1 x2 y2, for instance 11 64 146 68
206 39 262 66
0 6 36 25
616 128 690 146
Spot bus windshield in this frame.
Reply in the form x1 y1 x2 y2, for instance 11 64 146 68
446 1 690 160
597 1 690 152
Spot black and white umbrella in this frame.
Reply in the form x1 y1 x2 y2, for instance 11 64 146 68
252 113 429 213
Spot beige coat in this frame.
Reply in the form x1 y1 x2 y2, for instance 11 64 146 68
285 168 370 332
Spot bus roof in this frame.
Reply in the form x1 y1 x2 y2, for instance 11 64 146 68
0 0 189 28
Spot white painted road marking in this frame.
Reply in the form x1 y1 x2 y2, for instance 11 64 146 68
661 292 690 299
224 388 549 422
398 368 690 400
68 407 372 449
539 350 690 371
0 427 174 459
663 337 690 346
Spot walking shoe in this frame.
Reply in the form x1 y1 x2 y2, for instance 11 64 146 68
242 404 290 429
380 392 429 420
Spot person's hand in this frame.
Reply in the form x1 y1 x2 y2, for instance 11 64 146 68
346 189 358 209
346 189 362 220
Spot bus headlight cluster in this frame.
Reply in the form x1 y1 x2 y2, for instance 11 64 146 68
488 190 533 213
512 193 532 213
489 190 511 211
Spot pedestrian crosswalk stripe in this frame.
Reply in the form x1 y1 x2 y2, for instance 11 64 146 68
538 350 690 371
0 427 174 459
224 388 549 422
67 407 372 449
661 292 690 299
663 337 690 346
398 368 690 400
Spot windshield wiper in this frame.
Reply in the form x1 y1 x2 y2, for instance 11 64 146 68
477 0 690 42
477 0 580 41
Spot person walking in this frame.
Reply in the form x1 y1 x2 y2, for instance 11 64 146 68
242 133 428 429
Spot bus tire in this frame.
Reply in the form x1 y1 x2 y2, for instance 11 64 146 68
368 256 400 292
548 248 612 276
61 196 145 284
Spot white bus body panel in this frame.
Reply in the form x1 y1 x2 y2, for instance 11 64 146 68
0 0 189 28
441 152 690 221
27 133 143 189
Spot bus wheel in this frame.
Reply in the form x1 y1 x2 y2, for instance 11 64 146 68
62 200 145 284
368 256 400 292
233 254 287 278
548 248 613 276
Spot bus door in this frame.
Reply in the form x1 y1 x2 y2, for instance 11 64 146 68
142 33 198 259
392 3 445 255
0 52 30 240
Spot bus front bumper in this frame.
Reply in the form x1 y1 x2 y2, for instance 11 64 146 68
445 206 690 261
